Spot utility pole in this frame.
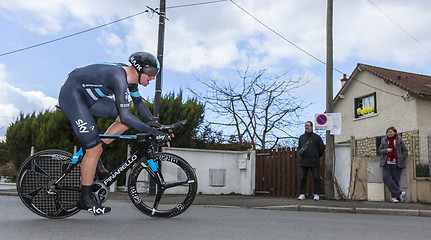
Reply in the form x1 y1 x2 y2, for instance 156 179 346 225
153 0 166 121
325 0 335 200
149 0 166 196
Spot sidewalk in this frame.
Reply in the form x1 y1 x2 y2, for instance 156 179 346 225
0 183 15 191
3 184 431 217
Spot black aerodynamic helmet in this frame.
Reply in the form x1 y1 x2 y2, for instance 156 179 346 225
128 52 160 77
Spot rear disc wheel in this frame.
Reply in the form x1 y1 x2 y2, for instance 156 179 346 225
16 150 81 219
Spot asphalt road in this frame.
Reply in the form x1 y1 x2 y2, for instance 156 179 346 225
1 195 431 240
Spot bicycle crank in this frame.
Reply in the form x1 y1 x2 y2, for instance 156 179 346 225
92 180 109 204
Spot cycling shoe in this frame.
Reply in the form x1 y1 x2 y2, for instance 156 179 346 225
78 185 111 215
77 197 111 215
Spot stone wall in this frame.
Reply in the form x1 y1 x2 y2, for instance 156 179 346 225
355 137 377 157
355 130 419 157
402 130 420 159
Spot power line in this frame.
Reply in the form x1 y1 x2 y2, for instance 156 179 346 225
229 0 345 77
0 1 228 57
350 74 403 98
229 0 327 66
167 0 227 9
367 0 431 54
0 0 412 99
0 10 151 57
229 0 404 99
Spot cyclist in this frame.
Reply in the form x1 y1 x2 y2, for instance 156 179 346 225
58 52 169 215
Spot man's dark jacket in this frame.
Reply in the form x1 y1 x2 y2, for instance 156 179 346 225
298 131 325 167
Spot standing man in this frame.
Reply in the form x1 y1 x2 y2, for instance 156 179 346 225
297 121 325 201
58 52 169 215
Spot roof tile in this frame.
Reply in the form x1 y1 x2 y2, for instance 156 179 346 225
358 63 431 96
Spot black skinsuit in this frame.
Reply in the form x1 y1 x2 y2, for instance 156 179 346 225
58 63 155 149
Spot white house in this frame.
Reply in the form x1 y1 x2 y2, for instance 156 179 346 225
332 63 431 202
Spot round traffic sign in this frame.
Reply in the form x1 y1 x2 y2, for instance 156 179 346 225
316 114 327 125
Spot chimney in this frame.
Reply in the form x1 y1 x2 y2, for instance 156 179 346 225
340 74 348 87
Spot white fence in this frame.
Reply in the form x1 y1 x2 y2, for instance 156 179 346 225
162 147 256 195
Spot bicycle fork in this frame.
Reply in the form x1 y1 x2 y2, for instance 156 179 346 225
136 135 167 209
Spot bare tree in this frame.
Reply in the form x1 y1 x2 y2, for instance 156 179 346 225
189 67 310 150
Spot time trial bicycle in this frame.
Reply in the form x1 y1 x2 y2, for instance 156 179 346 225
16 120 198 219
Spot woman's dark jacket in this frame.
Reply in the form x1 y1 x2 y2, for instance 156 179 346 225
377 135 408 168
298 131 325 167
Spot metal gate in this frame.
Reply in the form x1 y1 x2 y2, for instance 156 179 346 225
255 147 325 198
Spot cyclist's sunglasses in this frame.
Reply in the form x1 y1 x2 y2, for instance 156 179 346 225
143 66 159 78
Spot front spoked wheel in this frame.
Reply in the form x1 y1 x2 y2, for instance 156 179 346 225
128 152 198 218
16 150 82 219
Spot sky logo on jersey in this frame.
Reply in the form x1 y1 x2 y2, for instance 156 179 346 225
75 119 89 133
120 103 129 108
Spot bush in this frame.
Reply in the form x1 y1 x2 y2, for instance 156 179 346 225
0 161 17 183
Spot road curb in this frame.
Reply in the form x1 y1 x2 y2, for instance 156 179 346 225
255 205 356 214
253 204 430 217
356 207 420 216
326 206 356 214
419 210 431 217
299 205 328 212
253 205 299 211
0 191 18 196
197 205 243 209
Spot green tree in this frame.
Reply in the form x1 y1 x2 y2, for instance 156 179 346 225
0 141 16 181
0 141 10 166
7 113 37 169
126 91 206 149
193 123 250 151
6 110 81 172
159 91 204 148
5 90 245 183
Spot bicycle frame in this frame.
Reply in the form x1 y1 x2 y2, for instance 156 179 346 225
100 133 158 187
17 119 196 218
51 133 158 192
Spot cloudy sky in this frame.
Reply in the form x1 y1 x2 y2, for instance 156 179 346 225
0 0 430 141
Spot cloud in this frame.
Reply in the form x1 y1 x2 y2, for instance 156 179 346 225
0 103 19 139
333 1 431 65
0 0 66 34
2 0 431 74
1 0 430 144
129 0 431 73
97 30 125 56
0 0 149 34
0 64 57 138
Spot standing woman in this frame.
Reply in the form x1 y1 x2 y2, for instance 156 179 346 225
378 126 408 203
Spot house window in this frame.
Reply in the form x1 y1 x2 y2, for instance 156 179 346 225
355 93 377 118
